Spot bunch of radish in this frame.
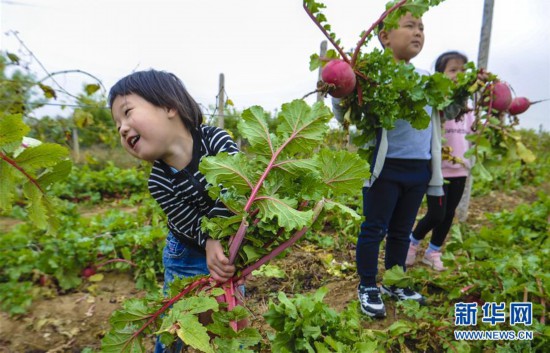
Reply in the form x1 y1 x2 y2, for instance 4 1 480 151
480 80 547 116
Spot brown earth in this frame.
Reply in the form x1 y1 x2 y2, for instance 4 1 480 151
1 185 545 353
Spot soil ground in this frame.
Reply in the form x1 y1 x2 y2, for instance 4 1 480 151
1 184 545 353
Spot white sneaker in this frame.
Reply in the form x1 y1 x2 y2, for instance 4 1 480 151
381 285 427 305
357 285 386 318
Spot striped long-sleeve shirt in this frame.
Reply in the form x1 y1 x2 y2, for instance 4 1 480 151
148 125 239 248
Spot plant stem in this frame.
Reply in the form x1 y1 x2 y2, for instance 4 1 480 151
0 152 44 193
238 199 325 279
302 1 349 63
125 277 210 351
350 0 408 67
228 217 249 264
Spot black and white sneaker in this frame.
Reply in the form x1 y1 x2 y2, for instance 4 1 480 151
381 285 427 305
357 285 386 318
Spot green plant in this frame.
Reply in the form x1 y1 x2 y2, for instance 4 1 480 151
101 99 370 352
264 287 381 353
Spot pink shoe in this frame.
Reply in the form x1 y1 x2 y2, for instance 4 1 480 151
422 250 446 271
405 243 419 266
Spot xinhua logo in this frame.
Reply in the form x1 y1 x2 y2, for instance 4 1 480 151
453 302 534 341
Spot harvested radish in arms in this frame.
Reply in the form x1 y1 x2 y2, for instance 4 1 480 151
481 81 512 112
321 59 357 98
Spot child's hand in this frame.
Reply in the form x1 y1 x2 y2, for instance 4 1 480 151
477 68 490 82
205 239 236 283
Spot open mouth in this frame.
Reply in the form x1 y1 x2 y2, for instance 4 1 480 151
127 135 141 149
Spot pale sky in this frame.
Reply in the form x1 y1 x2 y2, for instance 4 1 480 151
1 0 549 131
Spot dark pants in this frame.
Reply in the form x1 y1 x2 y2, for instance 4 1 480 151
412 176 467 247
357 159 430 287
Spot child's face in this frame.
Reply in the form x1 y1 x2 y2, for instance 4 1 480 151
379 13 424 62
112 93 178 162
443 58 466 81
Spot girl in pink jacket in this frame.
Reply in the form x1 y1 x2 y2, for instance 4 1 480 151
406 51 474 271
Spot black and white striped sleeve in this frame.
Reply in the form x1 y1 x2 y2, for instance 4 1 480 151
202 125 239 155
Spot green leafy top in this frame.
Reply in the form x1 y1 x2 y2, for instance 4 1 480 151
0 114 72 232
199 99 370 268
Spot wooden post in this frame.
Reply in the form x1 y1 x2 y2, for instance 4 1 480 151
217 73 225 129
316 40 327 102
457 0 494 222
477 0 494 69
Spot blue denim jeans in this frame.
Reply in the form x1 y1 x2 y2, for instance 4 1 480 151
154 233 209 353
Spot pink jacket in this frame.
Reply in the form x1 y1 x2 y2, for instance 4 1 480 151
441 111 475 178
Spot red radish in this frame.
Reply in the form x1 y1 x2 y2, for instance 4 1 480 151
321 59 356 98
39 274 49 287
483 81 512 112
508 97 530 115
82 266 96 278
507 97 550 115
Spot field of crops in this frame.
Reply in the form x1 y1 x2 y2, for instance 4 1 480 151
1 127 549 352
2 1 549 350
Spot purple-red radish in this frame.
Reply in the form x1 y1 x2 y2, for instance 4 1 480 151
321 59 356 98
508 97 530 115
82 266 96 278
507 97 550 115
482 81 512 112
39 274 49 287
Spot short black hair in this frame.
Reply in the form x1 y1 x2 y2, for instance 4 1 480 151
108 69 203 131
434 51 468 73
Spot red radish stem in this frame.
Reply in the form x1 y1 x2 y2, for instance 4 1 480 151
350 0 408 67
0 152 44 193
222 281 238 331
238 199 325 279
302 2 349 63
122 199 325 342
231 122 321 263
460 284 476 293
121 277 211 352
228 217 249 264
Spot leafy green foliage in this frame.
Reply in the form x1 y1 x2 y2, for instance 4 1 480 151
411 193 550 351
0 114 72 232
200 99 369 268
471 129 550 195
265 288 388 353
0 53 44 115
0 197 166 315
49 162 148 203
